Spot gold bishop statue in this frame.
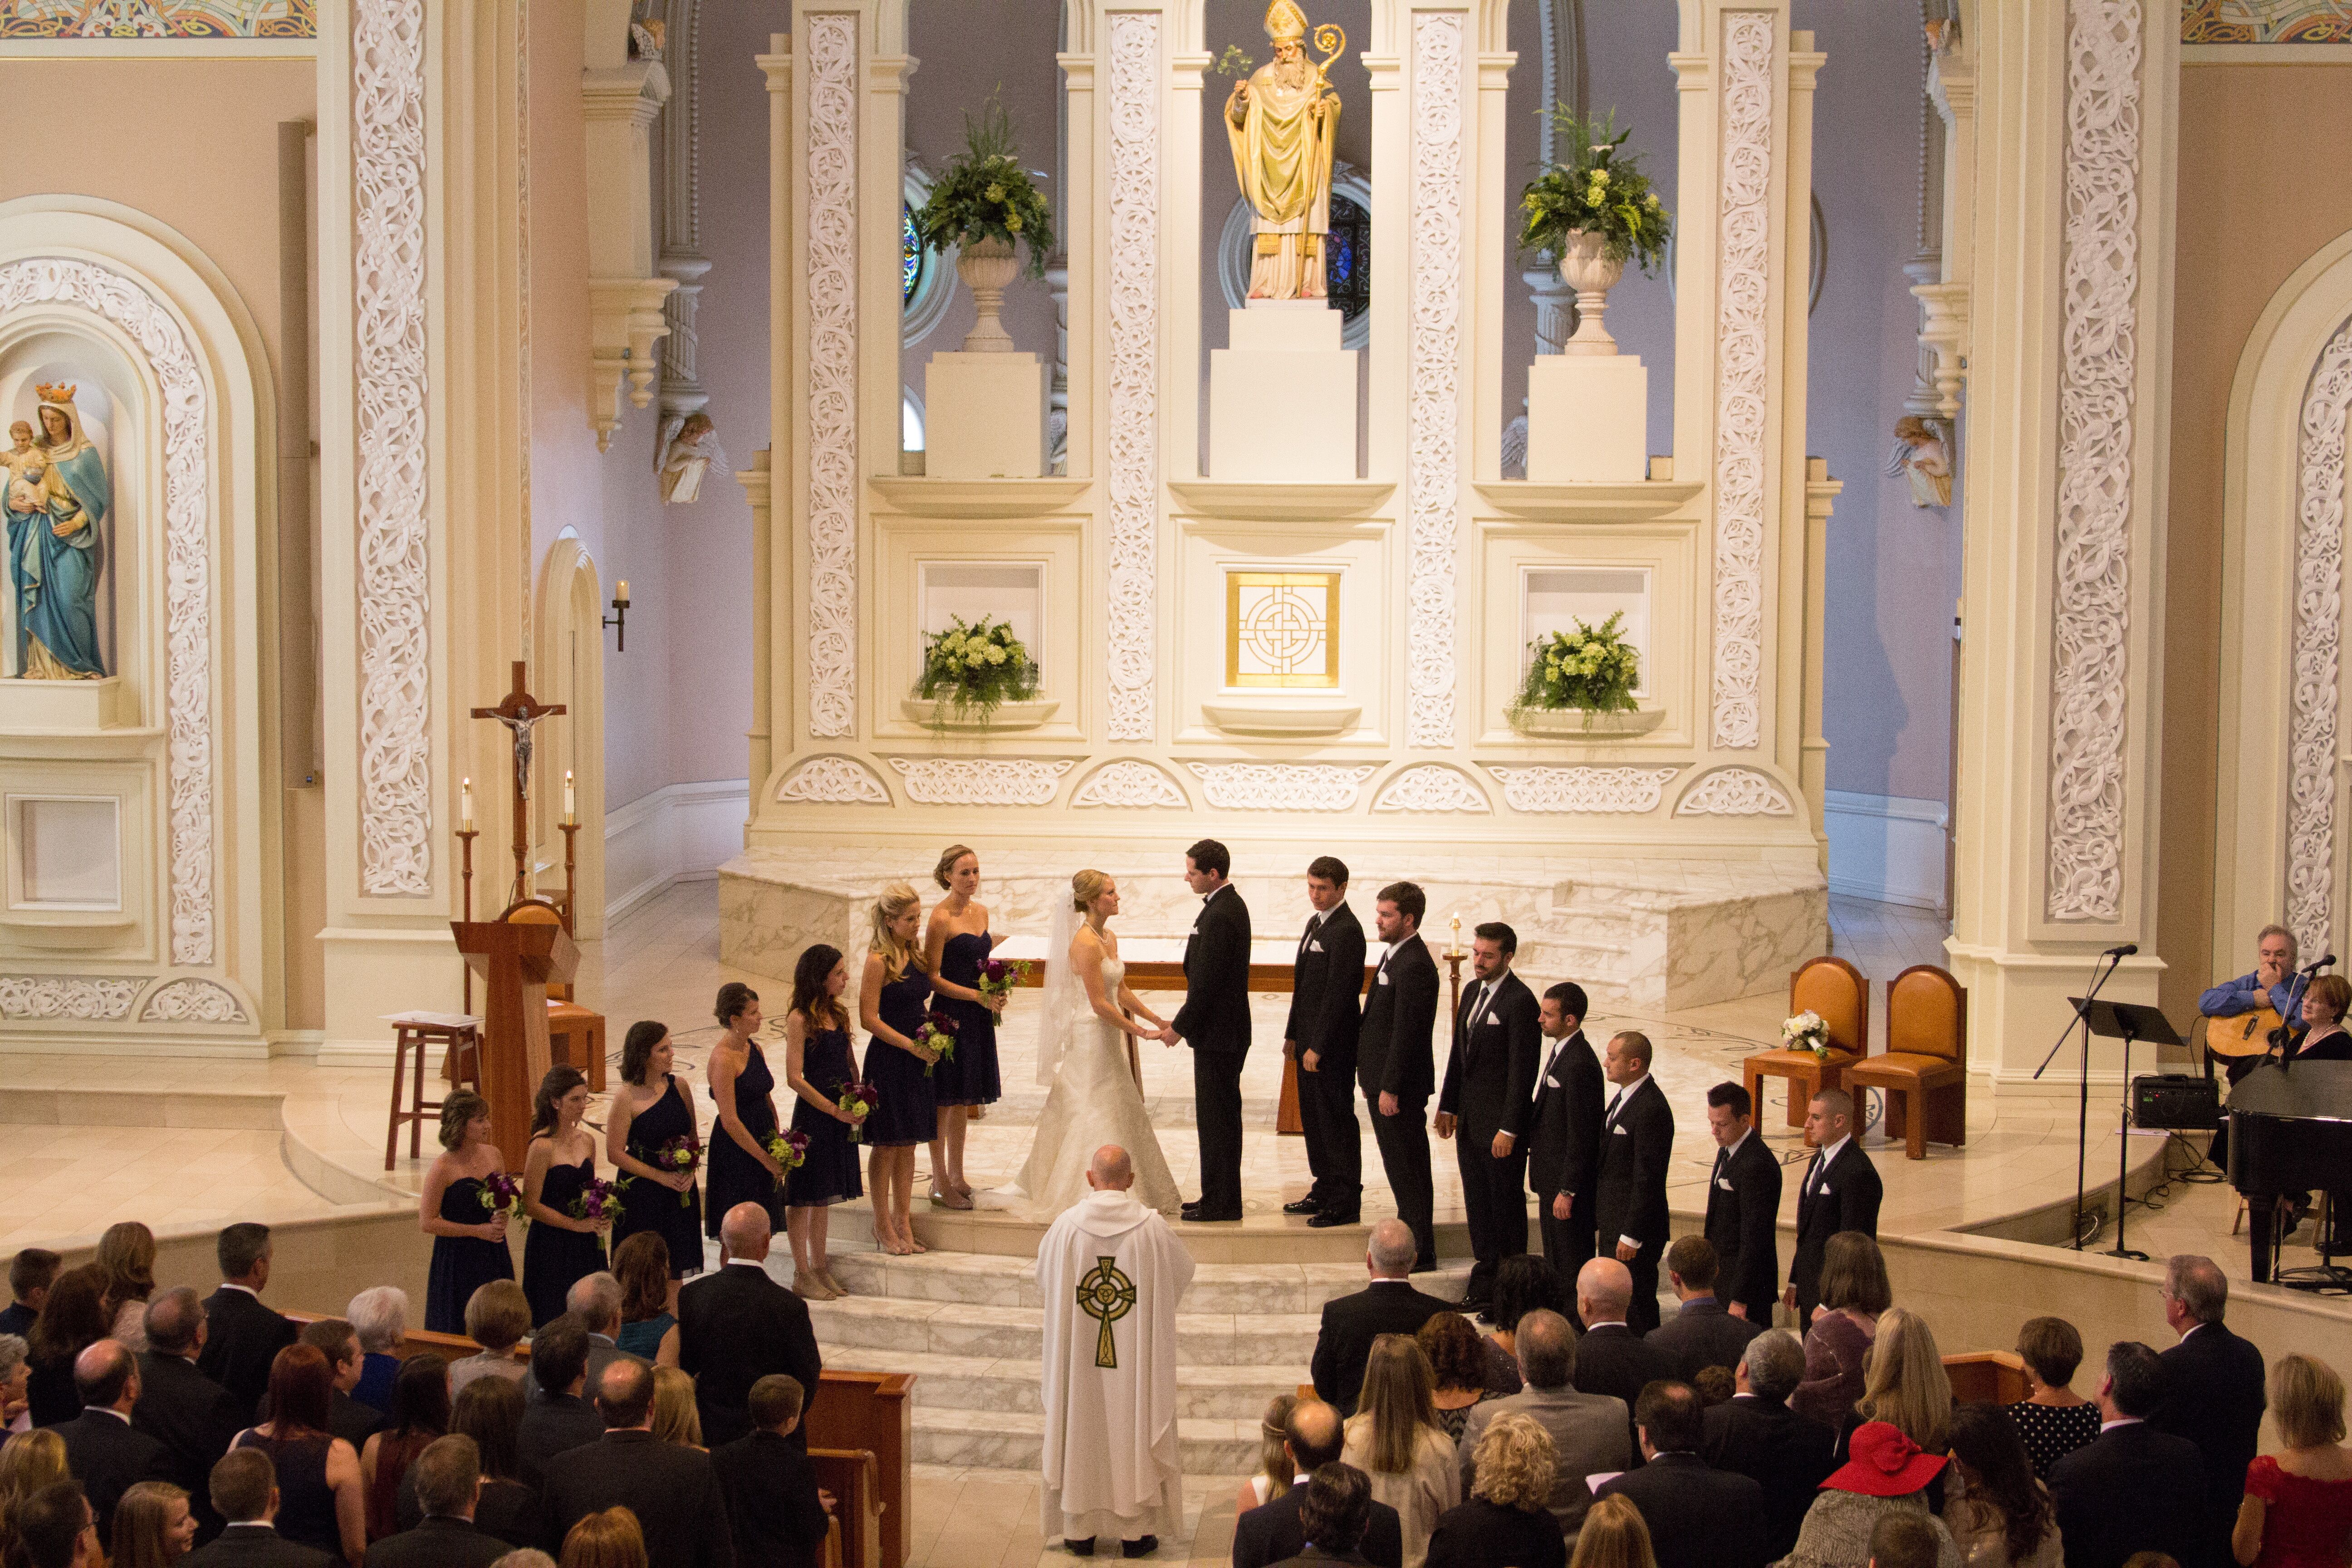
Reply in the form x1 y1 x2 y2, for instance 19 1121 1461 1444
1225 0 1342 302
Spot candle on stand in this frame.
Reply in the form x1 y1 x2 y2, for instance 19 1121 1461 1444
1450 911 1460 953
461 776 473 833
564 769 576 822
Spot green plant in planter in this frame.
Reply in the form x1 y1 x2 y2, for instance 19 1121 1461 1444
1513 612 1642 721
916 615 1041 729
1518 109 1672 272
914 95 1055 279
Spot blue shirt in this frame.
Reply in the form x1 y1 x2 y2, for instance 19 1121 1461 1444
2198 970 2305 1027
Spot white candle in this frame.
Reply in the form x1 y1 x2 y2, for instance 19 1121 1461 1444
461 776 473 833
615 578 630 606
564 769 576 821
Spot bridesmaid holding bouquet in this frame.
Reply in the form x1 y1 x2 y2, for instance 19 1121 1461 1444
606 1020 704 1292
861 884 941 1256
520 1065 610 1327
417 1089 512 1335
706 981 790 1235
783 944 867 1299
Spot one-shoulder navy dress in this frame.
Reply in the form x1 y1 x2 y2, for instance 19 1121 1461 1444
787 1024 865 1206
612 1073 704 1277
860 968 938 1148
521 1151 606 1327
706 1040 788 1237
934 929 1004 1108
425 1174 514 1334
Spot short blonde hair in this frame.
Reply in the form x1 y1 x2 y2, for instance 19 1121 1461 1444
1570 1495 1658 1568
1071 869 1111 913
463 1279 532 1352
1470 1411 1558 1512
560 1507 648 1568
652 1366 703 1448
933 845 978 890
869 882 924 981
2272 1353 2348 1449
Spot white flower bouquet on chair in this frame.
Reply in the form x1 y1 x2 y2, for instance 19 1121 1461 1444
1782 1010 1832 1062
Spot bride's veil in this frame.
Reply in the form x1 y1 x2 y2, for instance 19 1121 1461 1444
1034 889 1083 1087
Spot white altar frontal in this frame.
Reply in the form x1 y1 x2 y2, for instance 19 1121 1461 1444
730 2 1838 1010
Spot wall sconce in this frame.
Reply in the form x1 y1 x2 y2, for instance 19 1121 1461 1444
603 579 631 652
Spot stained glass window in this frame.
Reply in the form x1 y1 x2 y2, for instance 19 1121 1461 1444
1324 194 1370 323
903 205 925 304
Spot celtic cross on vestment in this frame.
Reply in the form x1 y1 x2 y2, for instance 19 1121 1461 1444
1076 1256 1136 1369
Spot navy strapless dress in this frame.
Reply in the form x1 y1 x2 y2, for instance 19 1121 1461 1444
706 1041 788 1237
787 1025 865 1206
521 1151 606 1327
861 968 938 1147
613 1074 705 1277
934 930 1004 1108
425 1174 514 1335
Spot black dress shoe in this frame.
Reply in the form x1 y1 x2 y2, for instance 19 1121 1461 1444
1064 1539 1097 1558
1307 1210 1359 1228
1122 1537 1159 1558
1283 1198 1321 1215
1413 1255 1439 1274
1191 1206 1244 1222
1180 1201 1205 1218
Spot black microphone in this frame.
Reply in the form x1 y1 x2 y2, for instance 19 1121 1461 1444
2103 943 2137 957
2305 954 2337 972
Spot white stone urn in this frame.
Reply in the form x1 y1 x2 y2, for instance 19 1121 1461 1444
1558 229 1627 356
956 235 1020 353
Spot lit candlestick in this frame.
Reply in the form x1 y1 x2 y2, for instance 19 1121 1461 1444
615 578 630 605
564 769 576 822
461 776 473 833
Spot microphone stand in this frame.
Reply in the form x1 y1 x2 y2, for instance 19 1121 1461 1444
2034 949 2127 1250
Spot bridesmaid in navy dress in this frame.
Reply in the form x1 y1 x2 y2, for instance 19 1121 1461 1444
605 1019 704 1292
923 845 1008 1210
417 1088 513 1335
705 981 790 1238
520 1065 609 1327
783 944 867 1299
861 883 941 1255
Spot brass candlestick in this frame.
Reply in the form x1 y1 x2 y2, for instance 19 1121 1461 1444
457 825 479 1013
558 818 580 935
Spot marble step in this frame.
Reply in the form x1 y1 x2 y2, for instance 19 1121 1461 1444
904 1405 1261 1475
827 1250 1471 1313
806 1294 1323 1365
816 1343 1307 1421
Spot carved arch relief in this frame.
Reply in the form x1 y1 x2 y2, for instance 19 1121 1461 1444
2284 319 2352 963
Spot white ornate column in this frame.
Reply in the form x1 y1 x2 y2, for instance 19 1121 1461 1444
656 0 710 425
583 0 675 451
1947 0 2178 1083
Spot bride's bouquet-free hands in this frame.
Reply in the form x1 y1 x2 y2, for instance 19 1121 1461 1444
765 1129 810 1188
837 1080 877 1143
914 1009 959 1077
975 957 1029 1011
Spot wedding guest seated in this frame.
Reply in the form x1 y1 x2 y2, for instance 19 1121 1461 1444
1232 1398 1405 1568
260 1322 381 1456
9 1480 94 1568
186 1444 336 1568
676 1205 821 1449
1457 1308 1630 1546
1240 1394 1299 1517
1597 1381 1766 1568
1416 1315 1498 1442
1572 1495 1658 1568
196 1229 297 1417
1 1250 59 1341
1425 1411 1566 1568
607 1239 677 1366
1645 1237 1764 1384
97 1224 159 1354
1312 1222 1454 1419
2048 1343 2206 1568
342 1294 406 1418
230 1345 365 1566
554 1508 643 1568
1342 1336 1460 1568
561 1278 642 1389
392 1378 538 1549
2 1334 29 1436
2230 1353 2352 1568
1480 1257 1556 1393
1792 1234 1890 1432
2151 1258 2268 1568
2005 1318 2100 1482
0 1429 73 1538
538 1360 731 1568
710 1375 830 1568
360 1436 504 1568
1695 1367 1735 1407
358 1356 446 1542
448 1285 531 1397
1943 1404 2063 1568
136 1288 241 1534
1702 1329 1836 1560
1781 1421 1962 1568
1874 1514 1951 1568
512 1324 600 1492
109 1479 196 1568
27 1268 110 1429
1271 1465 1378 1568
649 1369 701 1450
1854 1309 1954 1463
51 1340 171 1541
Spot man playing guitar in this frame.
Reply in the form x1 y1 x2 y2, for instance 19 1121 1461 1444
2201 924 2315 1228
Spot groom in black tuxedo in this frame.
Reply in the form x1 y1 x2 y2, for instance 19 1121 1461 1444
1284 856 1367 1227
1357 882 1441 1271
1436 922 1540 1312
1171 838 1252 1221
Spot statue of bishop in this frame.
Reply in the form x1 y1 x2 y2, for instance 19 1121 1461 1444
1225 0 1340 303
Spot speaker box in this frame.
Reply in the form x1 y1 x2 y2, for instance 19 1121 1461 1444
2133 1073 2221 1131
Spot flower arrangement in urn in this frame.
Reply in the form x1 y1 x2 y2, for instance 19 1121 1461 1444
914 94 1055 353
1519 111 1672 355
916 615 1041 730
1782 1009 1832 1062
1512 611 1642 729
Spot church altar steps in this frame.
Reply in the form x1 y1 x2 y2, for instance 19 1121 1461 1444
810 1344 1305 1421
827 1250 1461 1314
886 1405 1265 1475
807 1294 1326 1365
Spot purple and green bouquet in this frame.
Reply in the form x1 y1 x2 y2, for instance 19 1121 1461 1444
568 1175 627 1227
837 1080 877 1144
477 1171 525 1226
914 1009 959 1078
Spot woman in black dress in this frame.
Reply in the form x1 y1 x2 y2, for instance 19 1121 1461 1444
232 1343 366 1564
520 1065 609 1328
706 981 790 1238
862 882 941 1256
922 844 1007 1210
605 1020 703 1293
417 1090 513 1335
784 944 868 1299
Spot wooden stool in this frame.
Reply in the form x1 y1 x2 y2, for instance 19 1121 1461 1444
387 1019 483 1169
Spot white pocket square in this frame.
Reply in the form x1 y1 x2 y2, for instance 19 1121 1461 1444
1612 1124 1629 1136
1716 1177 1734 1191
1820 1184 1833 1194
1307 940 1324 952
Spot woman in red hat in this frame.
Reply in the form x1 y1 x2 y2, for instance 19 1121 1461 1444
1781 1421 1963 1568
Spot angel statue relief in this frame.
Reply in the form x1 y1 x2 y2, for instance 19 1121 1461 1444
1225 0 1343 302
1885 416 1952 509
4 383 108 679
656 411 732 505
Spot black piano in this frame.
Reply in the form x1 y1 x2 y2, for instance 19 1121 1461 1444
2226 1060 2352 1283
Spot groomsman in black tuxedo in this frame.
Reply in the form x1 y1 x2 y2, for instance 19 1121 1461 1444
1527 982 1604 1309
1702 1083 1783 1324
1357 882 1441 1272
1284 857 1368 1228
1172 839 1253 1222
1784 1088 1882 1329
1594 1030 1675 1333
1436 923 1541 1313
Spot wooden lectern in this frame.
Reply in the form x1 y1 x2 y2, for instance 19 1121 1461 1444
452 914 578 1164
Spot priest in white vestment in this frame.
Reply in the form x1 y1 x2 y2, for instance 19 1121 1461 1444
1037 1144 1198 1553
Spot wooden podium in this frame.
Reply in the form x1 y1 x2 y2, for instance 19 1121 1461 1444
452 915 578 1164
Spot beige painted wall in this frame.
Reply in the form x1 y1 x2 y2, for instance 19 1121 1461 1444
0 59 323 1034
2160 64 2352 1025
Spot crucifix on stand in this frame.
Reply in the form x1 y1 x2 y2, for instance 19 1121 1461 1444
471 661 565 909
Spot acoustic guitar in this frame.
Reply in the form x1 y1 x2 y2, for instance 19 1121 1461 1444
2204 1005 2289 1058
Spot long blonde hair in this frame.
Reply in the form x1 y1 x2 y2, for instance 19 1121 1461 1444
1857 1306 1952 1453
1255 1393 1299 1503
652 1366 703 1448
0 1429 69 1539
108 1480 190 1568
1347 1334 1440 1475
1571 1495 1659 1568
96 1220 157 1312
869 882 925 981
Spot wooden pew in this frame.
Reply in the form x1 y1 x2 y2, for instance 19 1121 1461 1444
811 1447 879 1568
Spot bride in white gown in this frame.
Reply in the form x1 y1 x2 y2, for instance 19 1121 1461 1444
985 869 1183 1216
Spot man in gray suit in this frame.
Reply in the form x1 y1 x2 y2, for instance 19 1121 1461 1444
1454 1309 1631 1544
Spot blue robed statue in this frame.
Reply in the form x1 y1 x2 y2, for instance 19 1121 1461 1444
4 383 108 679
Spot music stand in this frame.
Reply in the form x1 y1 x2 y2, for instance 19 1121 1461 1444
2075 998 2183 1260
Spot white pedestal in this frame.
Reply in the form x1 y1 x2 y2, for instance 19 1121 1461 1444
1210 304 1357 481
924 353 1047 480
0 676 128 730
1527 355 1649 482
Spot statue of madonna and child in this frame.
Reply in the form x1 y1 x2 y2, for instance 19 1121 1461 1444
2 382 109 680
